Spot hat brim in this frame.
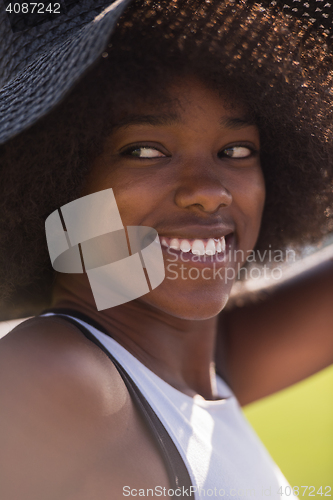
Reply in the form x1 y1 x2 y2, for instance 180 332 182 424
0 0 131 145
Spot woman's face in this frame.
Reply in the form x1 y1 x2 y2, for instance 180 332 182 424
83 77 265 320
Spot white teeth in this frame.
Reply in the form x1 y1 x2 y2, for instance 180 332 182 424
192 239 205 255
221 237 226 252
180 240 191 252
161 236 227 254
216 237 226 253
205 238 216 255
170 238 180 250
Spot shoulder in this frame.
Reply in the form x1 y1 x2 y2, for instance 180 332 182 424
0 314 130 432
0 315 131 498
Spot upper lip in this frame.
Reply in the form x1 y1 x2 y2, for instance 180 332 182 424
158 225 234 240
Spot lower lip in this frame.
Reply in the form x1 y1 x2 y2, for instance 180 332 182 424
160 234 235 266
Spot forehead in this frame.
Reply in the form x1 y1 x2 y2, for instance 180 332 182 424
110 76 256 131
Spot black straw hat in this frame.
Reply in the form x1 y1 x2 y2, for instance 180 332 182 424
1 0 333 146
0 0 133 145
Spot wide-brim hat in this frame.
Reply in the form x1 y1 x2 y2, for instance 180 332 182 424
0 0 133 145
1 0 333 147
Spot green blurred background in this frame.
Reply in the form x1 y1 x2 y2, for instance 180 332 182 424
243 365 333 497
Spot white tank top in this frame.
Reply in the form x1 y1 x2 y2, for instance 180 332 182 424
45 313 290 500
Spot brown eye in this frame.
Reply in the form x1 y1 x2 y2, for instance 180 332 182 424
220 146 255 159
124 146 166 158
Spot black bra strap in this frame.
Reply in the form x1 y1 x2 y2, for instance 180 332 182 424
41 308 194 498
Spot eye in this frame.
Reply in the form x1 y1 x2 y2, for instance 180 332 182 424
219 145 256 159
121 145 166 159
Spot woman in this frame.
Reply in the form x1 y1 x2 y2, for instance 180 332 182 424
0 1 332 499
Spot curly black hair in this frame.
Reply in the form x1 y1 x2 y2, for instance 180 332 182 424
0 0 333 319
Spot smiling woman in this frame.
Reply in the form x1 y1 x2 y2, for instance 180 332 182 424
0 0 333 499
73 76 264 320
0 1 332 317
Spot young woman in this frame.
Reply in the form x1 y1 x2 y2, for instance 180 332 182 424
0 1 332 499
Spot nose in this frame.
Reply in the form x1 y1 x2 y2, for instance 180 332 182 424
174 161 232 214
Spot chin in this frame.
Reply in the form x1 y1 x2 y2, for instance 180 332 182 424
141 283 233 321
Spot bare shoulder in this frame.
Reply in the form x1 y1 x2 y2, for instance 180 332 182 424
0 315 129 418
0 315 130 500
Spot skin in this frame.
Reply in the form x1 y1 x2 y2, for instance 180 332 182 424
217 258 333 405
52 76 265 399
0 76 332 499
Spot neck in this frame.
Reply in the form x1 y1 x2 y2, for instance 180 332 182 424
52 275 220 400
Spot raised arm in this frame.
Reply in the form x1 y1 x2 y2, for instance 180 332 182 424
216 257 333 406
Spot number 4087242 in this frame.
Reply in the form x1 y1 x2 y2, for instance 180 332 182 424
278 486 331 497
5 3 61 14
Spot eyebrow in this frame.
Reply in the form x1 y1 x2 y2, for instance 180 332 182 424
112 113 180 130
220 116 257 129
111 112 257 131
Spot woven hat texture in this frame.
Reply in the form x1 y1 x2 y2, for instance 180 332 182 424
1 0 333 145
0 0 132 145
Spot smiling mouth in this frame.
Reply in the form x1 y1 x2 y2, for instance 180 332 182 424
160 235 233 256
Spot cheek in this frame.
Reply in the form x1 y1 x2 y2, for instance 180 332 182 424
83 160 162 225
248 172 266 222
112 175 167 226
233 170 266 247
